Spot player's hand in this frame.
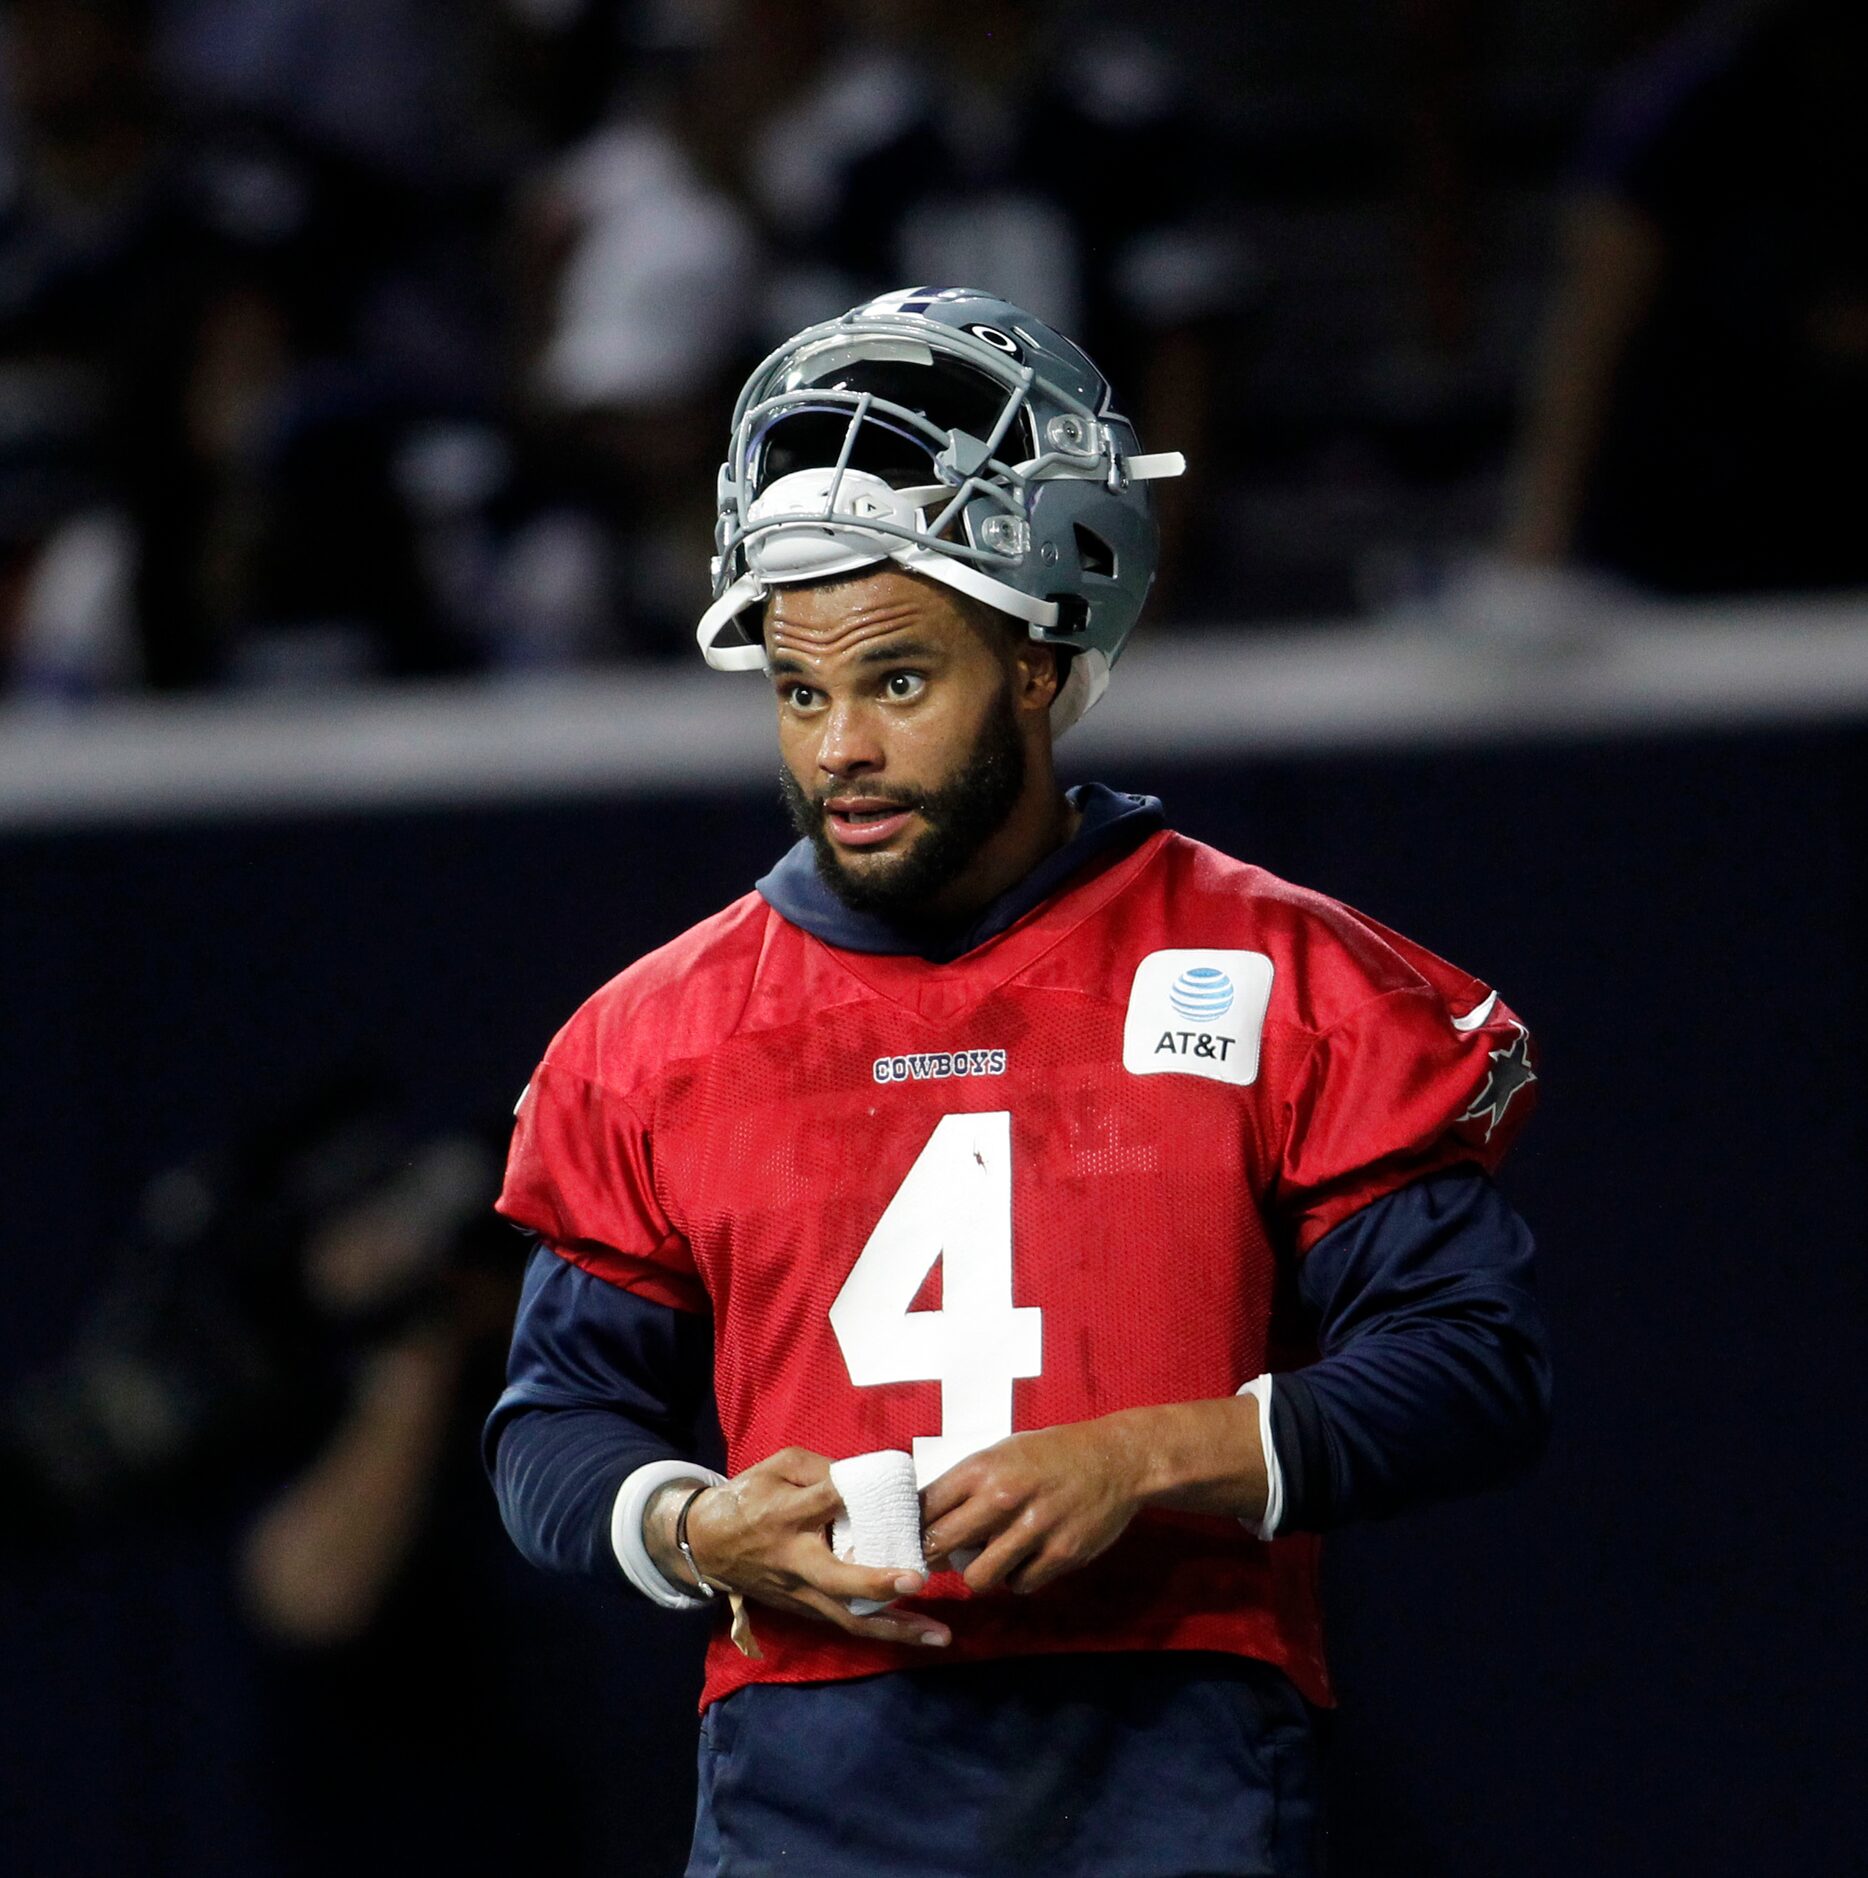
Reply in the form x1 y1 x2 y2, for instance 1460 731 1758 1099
678 1448 951 1648
920 1420 1148 1597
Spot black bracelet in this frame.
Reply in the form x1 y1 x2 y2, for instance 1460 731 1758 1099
674 1483 716 1599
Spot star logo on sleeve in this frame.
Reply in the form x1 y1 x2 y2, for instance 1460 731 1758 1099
1458 1022 1536 1140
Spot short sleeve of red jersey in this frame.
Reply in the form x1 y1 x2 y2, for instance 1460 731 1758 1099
497 1059 706 1313
1276 979 1537 1256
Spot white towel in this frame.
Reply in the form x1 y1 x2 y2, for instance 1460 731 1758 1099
828 1449 925 1615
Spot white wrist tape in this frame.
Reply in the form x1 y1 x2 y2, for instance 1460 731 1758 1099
612 1459 729 1610
1235 1375 1284 1541
828 1449 925 1615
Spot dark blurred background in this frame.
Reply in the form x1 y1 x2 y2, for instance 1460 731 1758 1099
1 1 1864 1873
0 0 1860 697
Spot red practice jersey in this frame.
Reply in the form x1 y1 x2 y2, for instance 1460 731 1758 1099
498 828 1535 1711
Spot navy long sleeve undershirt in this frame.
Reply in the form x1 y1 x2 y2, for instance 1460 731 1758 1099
485 1165 1551 1582
485 1248 719 1580
1269 1167 1551 1531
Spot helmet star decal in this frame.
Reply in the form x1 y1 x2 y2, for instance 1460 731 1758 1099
1459 1023 1537 1140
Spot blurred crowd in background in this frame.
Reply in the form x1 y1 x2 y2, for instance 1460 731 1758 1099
0 0 1860 701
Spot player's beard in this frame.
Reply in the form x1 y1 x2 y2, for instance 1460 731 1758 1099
779 682 1027 924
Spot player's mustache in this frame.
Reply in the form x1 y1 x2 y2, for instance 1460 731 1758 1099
807 786 924 815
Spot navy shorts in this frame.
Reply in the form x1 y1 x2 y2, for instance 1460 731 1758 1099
686 1651 1322 1878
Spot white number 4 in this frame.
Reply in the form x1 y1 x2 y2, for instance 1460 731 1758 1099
829 1111 1043 1486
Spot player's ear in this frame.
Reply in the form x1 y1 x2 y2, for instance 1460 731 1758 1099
1011 635 1064 718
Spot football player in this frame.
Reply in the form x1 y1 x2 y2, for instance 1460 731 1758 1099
487 288 1550 1877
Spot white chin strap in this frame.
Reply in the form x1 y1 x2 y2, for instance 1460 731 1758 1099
697 467 1108 732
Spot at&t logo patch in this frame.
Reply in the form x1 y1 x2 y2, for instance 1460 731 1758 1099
1169 965 1235 1020
1122 950 1274 1087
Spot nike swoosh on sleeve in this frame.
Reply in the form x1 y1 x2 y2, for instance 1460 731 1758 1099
1451 990 1499 1033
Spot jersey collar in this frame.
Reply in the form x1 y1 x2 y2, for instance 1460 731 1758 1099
756 782 1167 963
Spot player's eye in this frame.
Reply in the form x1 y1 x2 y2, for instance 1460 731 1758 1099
882 671 927 702
781 682 824 713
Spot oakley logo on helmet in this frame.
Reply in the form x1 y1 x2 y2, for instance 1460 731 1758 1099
966 323 1022 356
695 287 1186 733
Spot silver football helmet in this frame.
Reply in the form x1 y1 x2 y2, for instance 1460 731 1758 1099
696 287 1185 731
